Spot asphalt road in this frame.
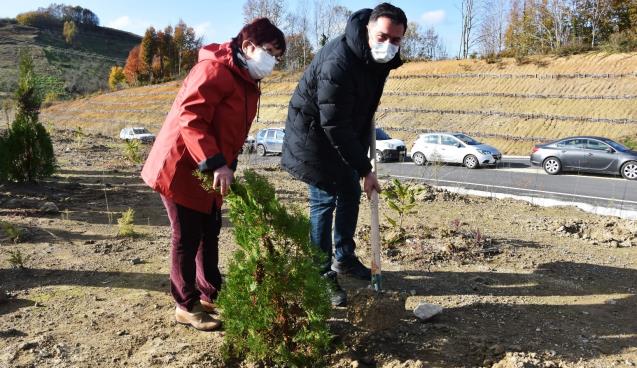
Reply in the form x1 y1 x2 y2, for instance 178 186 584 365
244 155 637 215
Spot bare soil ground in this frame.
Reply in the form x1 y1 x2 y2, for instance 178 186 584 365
1 130 636 367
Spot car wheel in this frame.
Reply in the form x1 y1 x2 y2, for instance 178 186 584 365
412 152 426 166
256 144 267 157
375 150 383 163
543 157 561 175
463 154 479 169
621 161 637 180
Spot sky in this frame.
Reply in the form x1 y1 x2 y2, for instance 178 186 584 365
0 1 464 56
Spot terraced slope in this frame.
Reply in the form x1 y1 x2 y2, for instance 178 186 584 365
41 52 637 155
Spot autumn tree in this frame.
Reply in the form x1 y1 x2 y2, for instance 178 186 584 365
123 45 142 85
173 20 201 76
108 66 126 90
140 27 157 83
63 20 77 45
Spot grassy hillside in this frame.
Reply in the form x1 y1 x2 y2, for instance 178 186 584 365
41 52 637 155
0 19 140 97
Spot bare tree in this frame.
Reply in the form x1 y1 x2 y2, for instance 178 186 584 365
459 0 476 58
477 0 508 56
401 22 446 61
587 0 612 47
423 27 445 60
285 0 313 70
401 21 425 60
243 0 286 27
312 0 350 48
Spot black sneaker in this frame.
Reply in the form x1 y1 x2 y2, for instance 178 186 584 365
331 257 371 280
322 271 347 307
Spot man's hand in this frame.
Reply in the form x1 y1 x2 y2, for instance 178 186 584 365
212 165 234 196
363 172 382 199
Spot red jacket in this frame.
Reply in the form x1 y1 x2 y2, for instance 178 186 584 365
141 42 259 214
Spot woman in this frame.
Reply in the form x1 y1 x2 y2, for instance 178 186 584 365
142 18 285 331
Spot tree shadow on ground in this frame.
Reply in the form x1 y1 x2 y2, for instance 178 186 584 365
0 268 169 317
0 170 169 227
336 261 637 366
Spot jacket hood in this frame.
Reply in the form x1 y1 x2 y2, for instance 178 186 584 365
198 42 256 85
345 8 403 71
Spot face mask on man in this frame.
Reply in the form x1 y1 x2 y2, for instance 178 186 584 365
369 39 399 63
246 45 277 80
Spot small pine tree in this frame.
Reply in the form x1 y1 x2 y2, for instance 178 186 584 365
117 208 138 237
0 51 56 182
217 170 332 366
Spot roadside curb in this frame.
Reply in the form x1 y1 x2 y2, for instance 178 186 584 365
503 155 528 159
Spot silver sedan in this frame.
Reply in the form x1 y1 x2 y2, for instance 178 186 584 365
530 136 637 180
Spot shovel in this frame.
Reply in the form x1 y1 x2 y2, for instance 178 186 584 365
369 120 382 291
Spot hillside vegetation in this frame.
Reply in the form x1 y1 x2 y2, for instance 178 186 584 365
0 20 140 97
41 52 637 155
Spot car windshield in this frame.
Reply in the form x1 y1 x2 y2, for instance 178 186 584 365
452 133 481 145
133 128 149 134
376 128 391 140
601 138 628 152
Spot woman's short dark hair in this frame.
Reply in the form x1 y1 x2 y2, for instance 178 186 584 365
231 18 286 53
370 3 408 32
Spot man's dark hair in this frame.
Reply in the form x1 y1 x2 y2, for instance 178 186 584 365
369 2 408 31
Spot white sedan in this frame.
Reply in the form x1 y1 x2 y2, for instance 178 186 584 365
119 127 155 143
409 133 502 169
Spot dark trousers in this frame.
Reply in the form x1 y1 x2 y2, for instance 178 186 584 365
161 195 222 311
308 170 361 273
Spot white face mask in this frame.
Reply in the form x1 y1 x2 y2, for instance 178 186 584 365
369 39 399 63
246 46 276 80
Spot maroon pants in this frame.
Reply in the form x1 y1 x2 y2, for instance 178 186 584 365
161 195 222 311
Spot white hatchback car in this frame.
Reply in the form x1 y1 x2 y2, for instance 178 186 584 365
409 133 502 169
119 127 155 143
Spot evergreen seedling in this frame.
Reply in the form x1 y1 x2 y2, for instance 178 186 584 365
6 249 30 269
1 221 22 243
123 139 143 164
1 51 56 182
117 208 139 237
217 169 332 367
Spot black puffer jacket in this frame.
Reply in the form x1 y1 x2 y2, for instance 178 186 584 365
281 8 402 193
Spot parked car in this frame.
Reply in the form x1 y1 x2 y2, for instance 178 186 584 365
255 128 285 156
409 132 501 169
119 127 155 143
530 136 637 180
374 128 407 162
239 135 255 154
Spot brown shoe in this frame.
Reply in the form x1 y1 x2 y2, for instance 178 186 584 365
200 299 218 314
175 303 221 331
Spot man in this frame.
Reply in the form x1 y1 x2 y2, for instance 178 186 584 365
281 3 406 306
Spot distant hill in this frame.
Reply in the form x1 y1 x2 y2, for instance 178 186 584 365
0 18 140 98
41 52 637 155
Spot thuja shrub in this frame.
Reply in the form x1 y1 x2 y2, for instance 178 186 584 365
1 51 55 182
217 169 332 367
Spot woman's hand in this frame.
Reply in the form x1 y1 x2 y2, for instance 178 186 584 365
212 166 234 196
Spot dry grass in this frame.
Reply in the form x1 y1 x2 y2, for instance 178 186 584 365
40 52 637 155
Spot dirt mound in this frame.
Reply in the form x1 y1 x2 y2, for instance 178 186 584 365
347 288 407 331
491 352 567 368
